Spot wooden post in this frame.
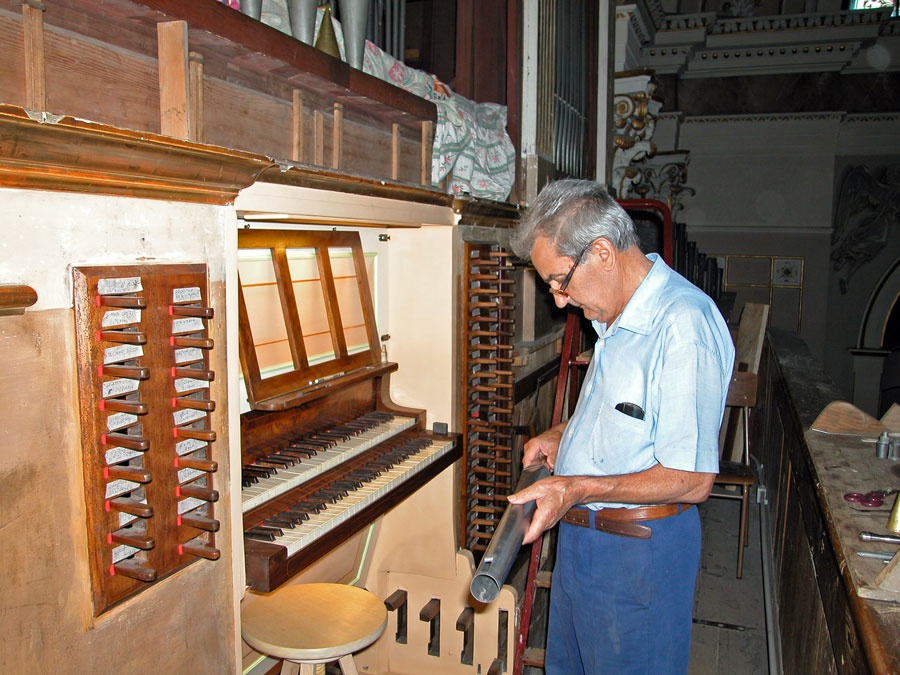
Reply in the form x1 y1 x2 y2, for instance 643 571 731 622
189 51 204 142
331 102 343 170
157 21 191 140
292 90 304 163
421 120 434 186
391 123 400 181
314 110 324 166
21 1 46 111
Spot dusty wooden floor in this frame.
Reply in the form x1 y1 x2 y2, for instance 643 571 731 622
690 496 770 674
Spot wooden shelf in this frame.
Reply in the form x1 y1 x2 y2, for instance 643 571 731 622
1 0 437 184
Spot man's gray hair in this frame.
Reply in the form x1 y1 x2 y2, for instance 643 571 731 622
510 179 639 261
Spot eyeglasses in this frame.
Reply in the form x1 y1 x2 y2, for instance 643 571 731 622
549 244 590 298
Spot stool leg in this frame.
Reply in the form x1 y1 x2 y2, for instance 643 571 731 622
280 660 300 675
736 485 749 579
298 664 317 675
337 654 359 675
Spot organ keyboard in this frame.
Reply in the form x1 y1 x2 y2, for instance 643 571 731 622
237 229 460 592
245 432 456 557
240 411 418 512
241 392 460 592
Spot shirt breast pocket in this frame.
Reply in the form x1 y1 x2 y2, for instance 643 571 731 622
588 401 653 472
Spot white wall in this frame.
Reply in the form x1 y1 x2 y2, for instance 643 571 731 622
678 113 842 358
0 188 242 672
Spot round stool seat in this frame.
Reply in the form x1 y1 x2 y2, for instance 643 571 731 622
242 583 387 664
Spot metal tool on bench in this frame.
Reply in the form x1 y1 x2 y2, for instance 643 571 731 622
470 464 551 603
859 531 900 545
856 551 897 563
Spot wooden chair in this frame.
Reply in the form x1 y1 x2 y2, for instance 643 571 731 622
711 303 769 578
713 370 758 578
241 583 387 674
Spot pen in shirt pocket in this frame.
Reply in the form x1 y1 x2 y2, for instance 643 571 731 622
615 402 645 420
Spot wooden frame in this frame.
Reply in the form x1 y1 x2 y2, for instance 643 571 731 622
72 263 220 615
237 229 382 410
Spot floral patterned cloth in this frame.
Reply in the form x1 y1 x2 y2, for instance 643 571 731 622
362 40 515 201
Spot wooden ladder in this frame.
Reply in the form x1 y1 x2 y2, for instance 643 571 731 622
513 310 586 673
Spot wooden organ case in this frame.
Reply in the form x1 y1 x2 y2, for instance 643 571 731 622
237 226 516 675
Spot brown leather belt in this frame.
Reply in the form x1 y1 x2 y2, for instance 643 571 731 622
562 504 694 539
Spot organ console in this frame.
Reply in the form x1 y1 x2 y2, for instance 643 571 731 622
237 229 461 592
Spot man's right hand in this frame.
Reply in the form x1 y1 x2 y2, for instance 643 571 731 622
522 424 565 471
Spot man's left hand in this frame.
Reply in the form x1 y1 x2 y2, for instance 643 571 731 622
508 476 579 545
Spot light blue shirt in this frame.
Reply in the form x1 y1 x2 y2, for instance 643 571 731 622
555 253 735 509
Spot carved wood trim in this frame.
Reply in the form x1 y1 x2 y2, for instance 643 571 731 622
0 104 272 204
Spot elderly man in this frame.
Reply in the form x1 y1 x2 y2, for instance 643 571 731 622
508 179 734 674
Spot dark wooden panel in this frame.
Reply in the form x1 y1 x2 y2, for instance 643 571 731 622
0 13 26 107
778 480 838 675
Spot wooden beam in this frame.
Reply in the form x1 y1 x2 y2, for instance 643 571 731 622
421 120 434 186
292 90 304 163
331 102 343 170
188 51 204 142
21 1 46 111
314 110 324 166
157 20 191 139
0 103 272 204
391 123 400 181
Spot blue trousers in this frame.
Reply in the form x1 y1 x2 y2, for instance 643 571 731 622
544 507 701 675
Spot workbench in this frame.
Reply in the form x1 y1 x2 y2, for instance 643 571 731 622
758 330 900 674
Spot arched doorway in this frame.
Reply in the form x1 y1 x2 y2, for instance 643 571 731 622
853 255 900 415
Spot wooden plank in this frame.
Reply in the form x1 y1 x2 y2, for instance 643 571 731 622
391 123 400 181
22 2 46 110
736 303 769 374
314 109 324 166
881 403 900 431
157 20 191 139
271 246 309 370
292 89 303 163
421 120 433 186
809 401 887 435
0 15 26 107
42 22 162 134
202 77 292 161
189 51 203 142
331 102 343 170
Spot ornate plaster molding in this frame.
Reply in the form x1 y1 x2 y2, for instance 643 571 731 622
708 8 892 38
682 112 846 124
622 152 696 214
685 41 861 76
844 112 900 123
637 6 897 76
612 76 659 198
831 164 900 293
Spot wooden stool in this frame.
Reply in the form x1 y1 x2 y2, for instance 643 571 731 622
242 583 387 675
